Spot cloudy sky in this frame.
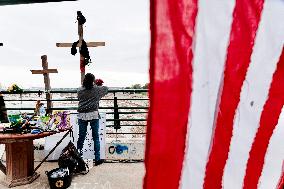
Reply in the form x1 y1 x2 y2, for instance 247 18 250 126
0 0 150 88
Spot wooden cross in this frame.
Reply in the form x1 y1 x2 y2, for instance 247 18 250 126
30 55 58 114
56 11 105 83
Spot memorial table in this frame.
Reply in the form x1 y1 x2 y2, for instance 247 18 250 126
0 132 57 187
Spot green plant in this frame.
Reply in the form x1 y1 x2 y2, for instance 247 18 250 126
7 84 23 93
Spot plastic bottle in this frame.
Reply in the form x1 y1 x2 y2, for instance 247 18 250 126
39 105 46 116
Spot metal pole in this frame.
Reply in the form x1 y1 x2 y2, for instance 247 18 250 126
33 130 72 173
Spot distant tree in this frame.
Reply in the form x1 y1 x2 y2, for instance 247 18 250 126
142 83 149 89
132 84 142 89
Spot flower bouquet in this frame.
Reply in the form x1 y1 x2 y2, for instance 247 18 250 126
7 84 23 94
49 111 71 131
95 79 104 86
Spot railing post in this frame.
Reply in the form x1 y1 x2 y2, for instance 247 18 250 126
113 97 121 131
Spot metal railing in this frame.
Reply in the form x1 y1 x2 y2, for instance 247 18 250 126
0 89 149 137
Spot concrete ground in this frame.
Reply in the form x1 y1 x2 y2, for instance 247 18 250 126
0 162 145 189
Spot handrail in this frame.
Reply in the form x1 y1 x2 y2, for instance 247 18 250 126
107 133 146 135
3 98 149 102
1 88 149 136
106 119 146 122
4 107 148 110
106 125 146 127
0 88 148 94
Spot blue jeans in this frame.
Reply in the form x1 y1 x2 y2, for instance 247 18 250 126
77 119 100 161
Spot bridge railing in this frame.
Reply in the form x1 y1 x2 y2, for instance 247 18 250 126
0 89 149 138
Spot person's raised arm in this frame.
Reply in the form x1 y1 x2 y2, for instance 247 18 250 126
98 86 108 99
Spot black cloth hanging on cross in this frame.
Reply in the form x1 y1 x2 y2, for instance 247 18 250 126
71 40 92 66
77 11 86 25
71 41 79 55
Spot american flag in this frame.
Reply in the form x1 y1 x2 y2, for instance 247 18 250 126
144 0 284 188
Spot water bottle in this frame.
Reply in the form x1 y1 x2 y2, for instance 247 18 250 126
39 105 46 116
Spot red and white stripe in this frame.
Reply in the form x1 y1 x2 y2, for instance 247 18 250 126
276 161 284 189
144 0 284 189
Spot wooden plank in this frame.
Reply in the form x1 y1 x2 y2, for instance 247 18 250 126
4 141 40 187
6 141 34 180
30 69 58 74
56 41 105 47
78 24 85 84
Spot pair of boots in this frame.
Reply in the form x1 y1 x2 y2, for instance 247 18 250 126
77 149 104 166
94 159 104 166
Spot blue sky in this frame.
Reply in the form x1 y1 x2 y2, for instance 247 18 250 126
0 0 150 88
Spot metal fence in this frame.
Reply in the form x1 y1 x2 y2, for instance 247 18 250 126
0 89 149 138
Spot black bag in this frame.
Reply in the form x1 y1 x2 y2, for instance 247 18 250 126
58 141 89 175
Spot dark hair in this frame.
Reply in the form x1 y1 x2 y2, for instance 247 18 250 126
83 73 95 90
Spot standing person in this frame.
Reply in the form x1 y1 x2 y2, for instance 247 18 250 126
0 93 8 123
77 73 108 166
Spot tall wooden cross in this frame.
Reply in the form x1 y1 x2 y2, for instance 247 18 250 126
30 55 58 114
56 11 105 83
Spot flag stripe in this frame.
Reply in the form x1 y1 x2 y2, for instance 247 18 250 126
143 0 198 188
243 47 284 189
145 1 284 188
143 0 156 186
258 107 284 189
222 1 284 187
277 162 284 189
203 0 264 188
180 1 235 188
